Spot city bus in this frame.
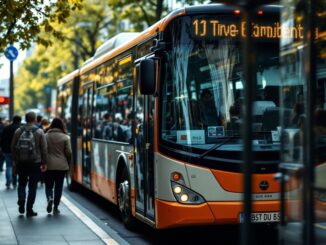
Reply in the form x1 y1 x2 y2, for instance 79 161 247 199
56 4 299 229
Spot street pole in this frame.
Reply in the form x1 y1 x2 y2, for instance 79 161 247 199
9 60 14 121
4 45 18 121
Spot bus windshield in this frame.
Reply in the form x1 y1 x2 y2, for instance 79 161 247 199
160 15 293 148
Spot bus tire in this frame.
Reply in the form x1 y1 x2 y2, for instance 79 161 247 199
66 168 78 191
118 168 136 229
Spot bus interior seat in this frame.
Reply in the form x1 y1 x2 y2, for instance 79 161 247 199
253 100 276 122
264 86 280 106
261 107 292 131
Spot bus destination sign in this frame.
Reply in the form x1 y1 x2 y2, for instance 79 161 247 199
192 19 306 40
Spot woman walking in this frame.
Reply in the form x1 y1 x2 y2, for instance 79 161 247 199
45 118 72 214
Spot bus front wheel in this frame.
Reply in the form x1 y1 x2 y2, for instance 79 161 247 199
118 169 136 229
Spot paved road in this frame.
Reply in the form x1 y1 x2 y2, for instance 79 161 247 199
65 185 280 245
64 184 326 245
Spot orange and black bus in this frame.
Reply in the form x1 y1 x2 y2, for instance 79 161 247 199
56 4 299 229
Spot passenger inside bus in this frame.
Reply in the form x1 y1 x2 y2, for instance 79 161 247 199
291 102 304 127
198 89 223 127
226 99 242 133
116 112 132 143
101 113 114 140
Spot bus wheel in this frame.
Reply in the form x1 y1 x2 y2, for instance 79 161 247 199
118 169 136 229
66 168 78 191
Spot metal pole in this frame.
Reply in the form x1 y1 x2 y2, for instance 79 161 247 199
9 60 14 121
241 5 255 245
74 29 79 70
303 0 316 244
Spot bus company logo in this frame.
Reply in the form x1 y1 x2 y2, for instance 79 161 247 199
259 181 269 191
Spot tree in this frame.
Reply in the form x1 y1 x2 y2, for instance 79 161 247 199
0 0 82 52
14 0 110 114
66 0 110 63
107 0 207 31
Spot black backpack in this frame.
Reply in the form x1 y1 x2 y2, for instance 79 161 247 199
15 126 38 164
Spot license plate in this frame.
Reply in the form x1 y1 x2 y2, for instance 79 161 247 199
240 212 280 223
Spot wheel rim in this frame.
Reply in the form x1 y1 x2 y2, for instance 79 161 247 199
66 169 72 186
118 180 130 216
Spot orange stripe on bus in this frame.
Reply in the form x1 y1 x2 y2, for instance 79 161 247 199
211 169 282 193
155 199 280 229
74 164 83 184
90 171 117 204
315 200 326 222
209 200 280 224
155 199 214 229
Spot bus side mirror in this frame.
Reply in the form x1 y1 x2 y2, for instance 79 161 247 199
139 59 156 95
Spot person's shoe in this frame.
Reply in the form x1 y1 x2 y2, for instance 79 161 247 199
47 198 53 213
17 200 25 214
53 206 60 214
26 210 38 217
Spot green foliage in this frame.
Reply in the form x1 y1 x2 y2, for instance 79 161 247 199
13 0 208 114
108 0 163 30
107 0 207 31
0 0 83 53
14 0 109 114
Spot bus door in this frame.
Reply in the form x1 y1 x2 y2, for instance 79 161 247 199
134 87 156 222
81 83 94 186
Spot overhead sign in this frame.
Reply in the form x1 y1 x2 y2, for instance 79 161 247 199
5 45 19 61
192 19 308 40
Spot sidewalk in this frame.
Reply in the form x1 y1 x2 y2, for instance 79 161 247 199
0 171 106 245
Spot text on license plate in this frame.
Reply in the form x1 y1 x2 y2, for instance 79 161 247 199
240 212 280 223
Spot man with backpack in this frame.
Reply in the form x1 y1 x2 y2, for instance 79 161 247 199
11 111 48 217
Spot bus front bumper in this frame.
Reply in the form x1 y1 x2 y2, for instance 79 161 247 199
155 199 280 229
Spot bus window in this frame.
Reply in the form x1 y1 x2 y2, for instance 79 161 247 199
94 60 116 140
160 15 286 149
115 54 133 143
93 54 133 143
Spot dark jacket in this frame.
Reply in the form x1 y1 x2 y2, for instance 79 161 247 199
1 123 20 153
11 124 48 166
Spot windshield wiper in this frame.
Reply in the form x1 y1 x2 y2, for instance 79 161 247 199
199 136 239 159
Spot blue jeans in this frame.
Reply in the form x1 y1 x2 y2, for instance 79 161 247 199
0 152 5 171
45 170 66 207
17 165 41 211
4 153 17 187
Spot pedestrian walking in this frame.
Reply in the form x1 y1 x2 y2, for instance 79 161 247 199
45 117 71 214
40 118 50 132
36 115 43 128
11 111 47 217
1 115 21 189
38 118 50 186
0 117 6 171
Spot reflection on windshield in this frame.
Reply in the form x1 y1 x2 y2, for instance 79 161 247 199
160 16 299 147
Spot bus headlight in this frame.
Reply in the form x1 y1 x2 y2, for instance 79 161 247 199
173 186 182 194
171 181 205 204
180 194 189 202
